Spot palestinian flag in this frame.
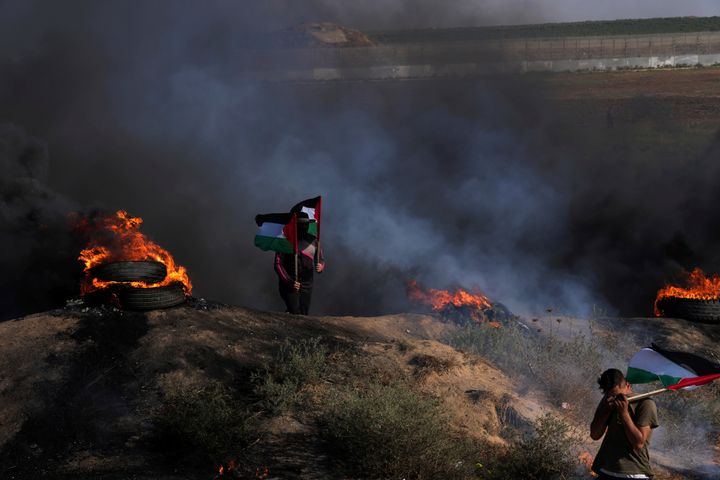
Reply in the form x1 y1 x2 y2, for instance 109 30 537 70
626 344 720 390
254 212 298 254
291 196 322 238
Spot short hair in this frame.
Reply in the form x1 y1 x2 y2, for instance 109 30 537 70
597 368 625 392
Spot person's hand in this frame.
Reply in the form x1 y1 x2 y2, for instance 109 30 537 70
316 263 324 273
612 393 629 415
602 394 618 412
293 280 301 291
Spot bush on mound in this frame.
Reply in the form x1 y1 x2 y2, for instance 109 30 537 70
319 381 480 479
252 336 330 414
155 382 258 462
485 413 582 480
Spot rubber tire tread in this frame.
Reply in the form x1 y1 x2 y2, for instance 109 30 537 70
91 261 167 283
118 283 186 311
658 297 720 324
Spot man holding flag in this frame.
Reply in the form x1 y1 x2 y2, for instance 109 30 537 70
254 197 324 315
590 344 720 479
590 368 659 479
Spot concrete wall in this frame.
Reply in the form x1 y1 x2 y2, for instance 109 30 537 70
243 31 720 80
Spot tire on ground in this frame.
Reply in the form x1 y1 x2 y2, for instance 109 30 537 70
91 261 167 284
118 283 186 310
657 297 720 324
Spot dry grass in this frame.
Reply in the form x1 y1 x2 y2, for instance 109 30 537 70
409 353 458 379
154 381 259 463
251 336 330 415
318 381 482 479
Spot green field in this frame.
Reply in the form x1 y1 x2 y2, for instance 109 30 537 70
369 16 720 44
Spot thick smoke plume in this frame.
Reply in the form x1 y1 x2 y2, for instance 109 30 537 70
0 124 81 319
1 1 720 321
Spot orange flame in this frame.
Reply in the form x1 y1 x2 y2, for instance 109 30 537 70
579 451 597 477
407 280 492 311
77 210 192 295
216 461 268 478
217 460 236 476
654 268 720 316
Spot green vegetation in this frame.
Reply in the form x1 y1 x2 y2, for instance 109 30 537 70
318 381 479 480
482 414 582 480
252 336 330 414
151 326 718 478
370 16 720 44
155 382 258 462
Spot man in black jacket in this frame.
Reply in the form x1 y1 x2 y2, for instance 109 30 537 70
274 213 324 315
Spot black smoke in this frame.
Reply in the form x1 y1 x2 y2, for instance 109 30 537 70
0 124 82 319
2 1 720 320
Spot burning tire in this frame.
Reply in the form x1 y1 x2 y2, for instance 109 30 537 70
117 283 186 310
656 297 720 324
90 261 167 284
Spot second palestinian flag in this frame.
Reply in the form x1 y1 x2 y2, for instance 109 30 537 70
292 196 322 238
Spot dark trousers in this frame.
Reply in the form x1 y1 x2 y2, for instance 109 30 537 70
279 283 312 315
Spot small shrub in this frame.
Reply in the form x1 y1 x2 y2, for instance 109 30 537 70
486 413 581 480
409 353 457 378
396 338 416 352
252 337 329 414
319 381 478 479
155 382 257 462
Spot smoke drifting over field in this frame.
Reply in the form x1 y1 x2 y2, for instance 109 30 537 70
2 1 720 320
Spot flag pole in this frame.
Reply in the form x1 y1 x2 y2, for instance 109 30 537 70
315 238 320 269
627 388 668 403
315 199 321 270
294 216 299 287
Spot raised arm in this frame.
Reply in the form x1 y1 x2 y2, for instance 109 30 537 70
590 396 613 440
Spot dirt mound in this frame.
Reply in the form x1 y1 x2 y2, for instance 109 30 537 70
0 303 718 478
0 304 543 478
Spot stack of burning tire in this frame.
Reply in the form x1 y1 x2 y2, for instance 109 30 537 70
655 297 720 324
654 268 720 324
77 210 192 311
90 260 187 310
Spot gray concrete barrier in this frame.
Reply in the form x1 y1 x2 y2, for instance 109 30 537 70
243 31 720 81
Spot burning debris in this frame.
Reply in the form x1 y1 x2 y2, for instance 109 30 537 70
654 268 720 323
406 280 512 326
213 462 268 479
579 451 598 477
75 210 192 310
